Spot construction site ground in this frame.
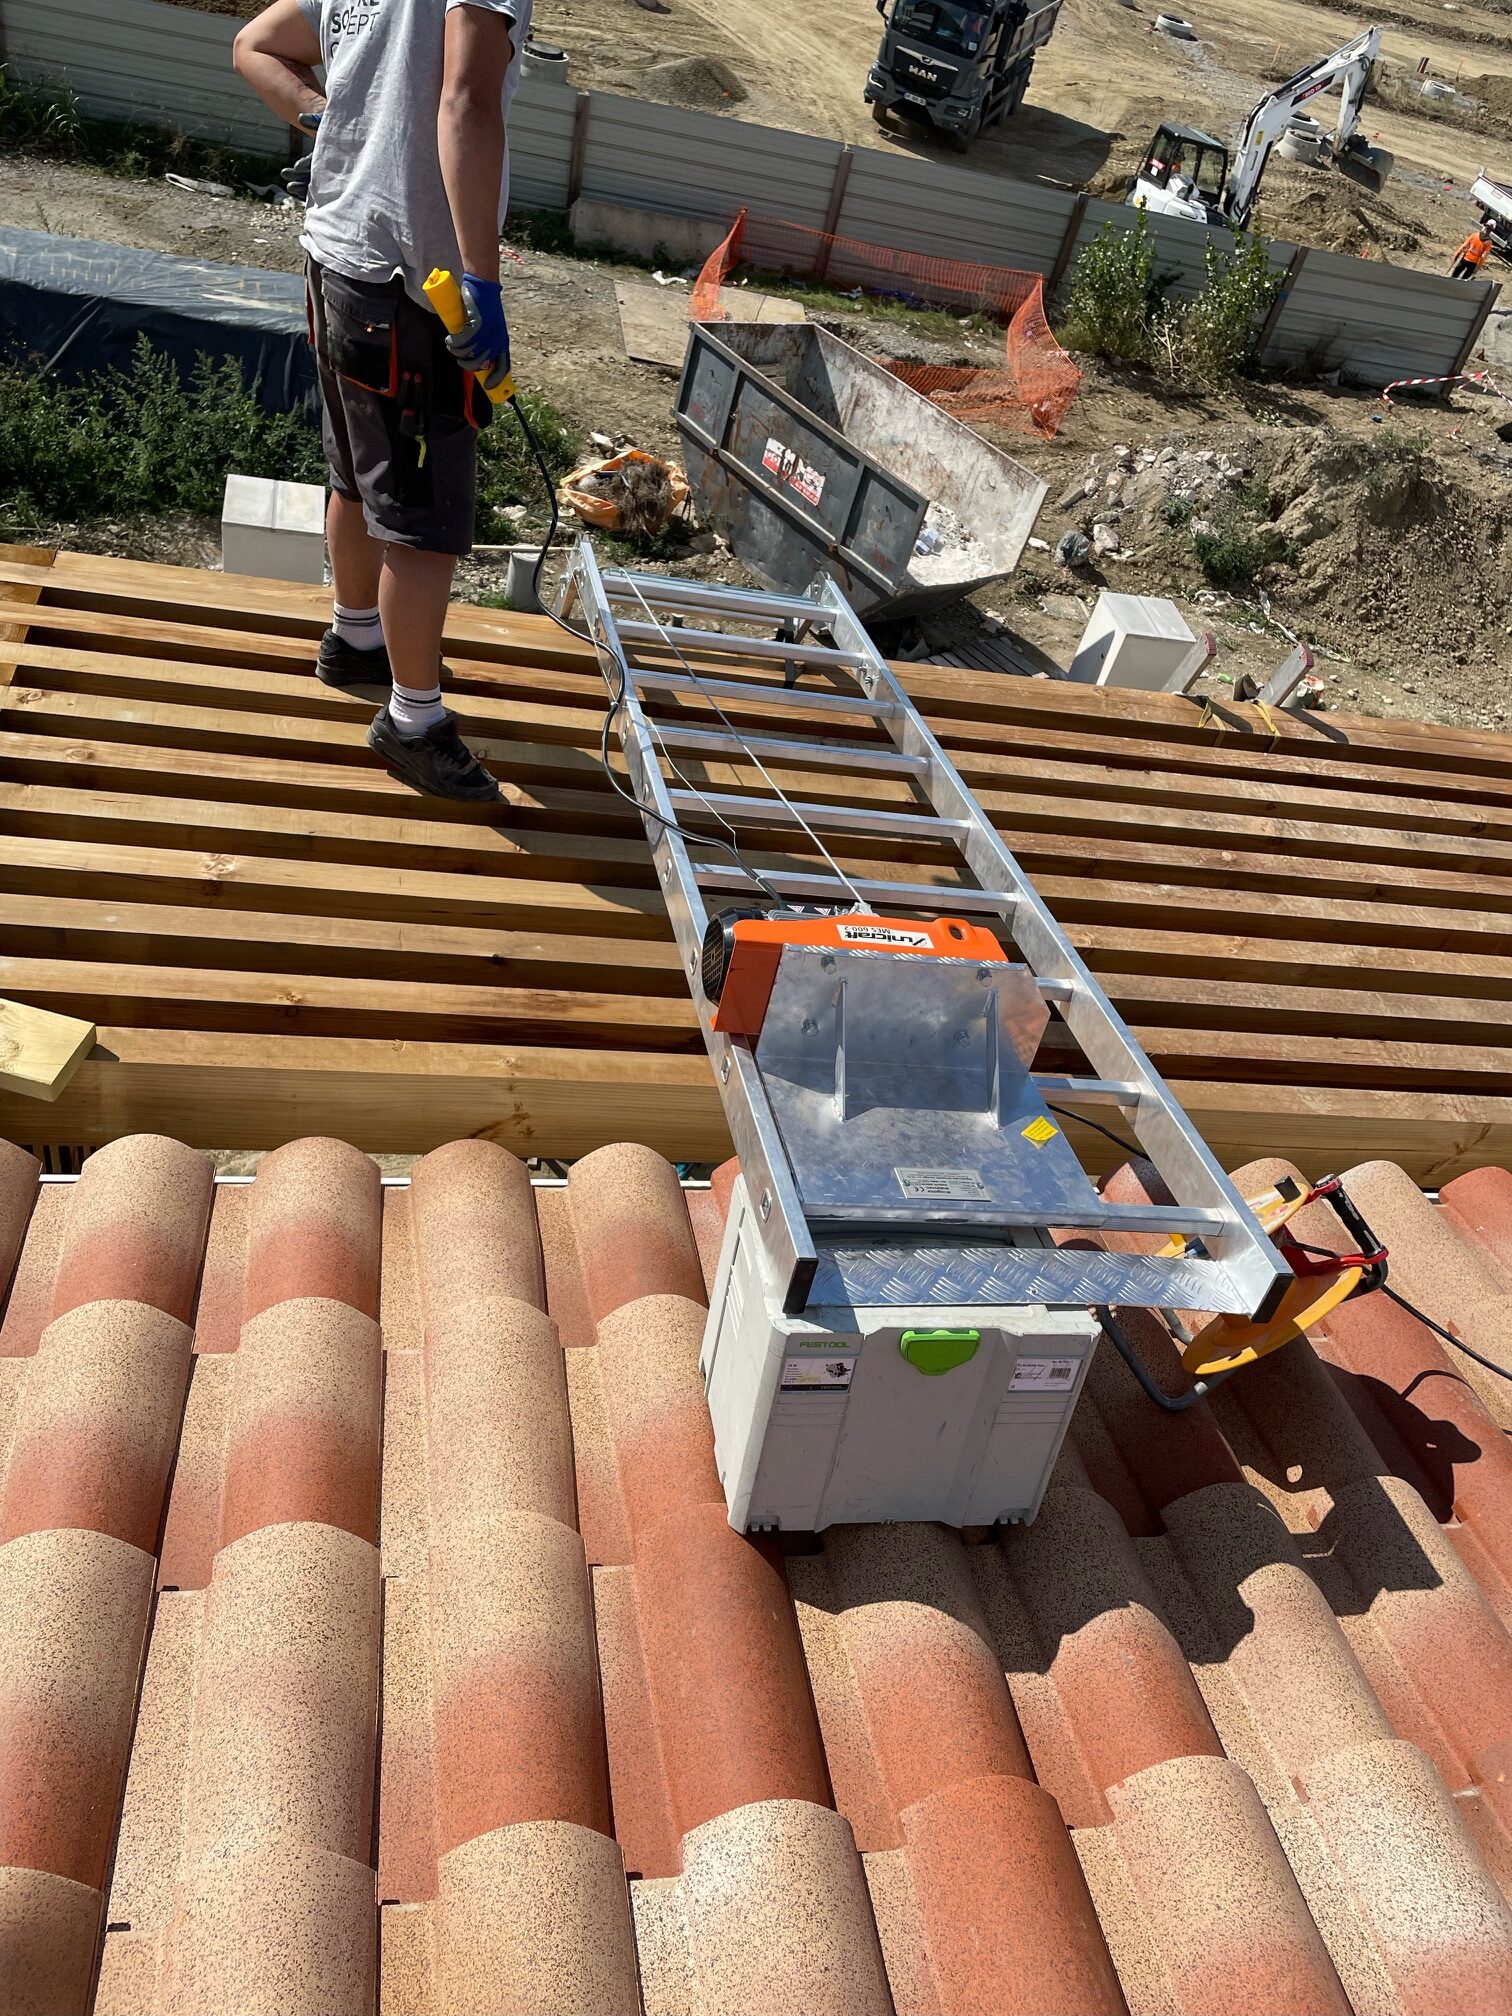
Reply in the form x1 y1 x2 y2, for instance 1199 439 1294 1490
176 0 1512 262
4 145 1509 731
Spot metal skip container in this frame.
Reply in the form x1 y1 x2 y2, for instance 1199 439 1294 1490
674 320 1047 621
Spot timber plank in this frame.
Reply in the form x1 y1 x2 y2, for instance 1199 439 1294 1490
7 1023 1510 1185
0 958 701 1050
0 995 96 1102
19 548 1512 782
1 834 675 936
0 893 686 992
13 763 1512 914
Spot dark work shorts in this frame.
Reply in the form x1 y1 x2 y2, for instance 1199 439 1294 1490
306 256 490 558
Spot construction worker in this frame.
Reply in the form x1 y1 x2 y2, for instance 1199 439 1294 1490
1450 218 1494 281
233 0 531 803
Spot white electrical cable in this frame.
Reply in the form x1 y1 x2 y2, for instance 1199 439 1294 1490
620 573 874 913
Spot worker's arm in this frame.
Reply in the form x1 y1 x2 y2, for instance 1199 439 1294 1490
233 0 325 130
439 3 515 287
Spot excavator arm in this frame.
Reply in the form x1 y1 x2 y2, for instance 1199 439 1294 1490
1222 26 1387 230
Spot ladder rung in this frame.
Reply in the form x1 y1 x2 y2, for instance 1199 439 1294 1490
1031 1075 1142 1107
635 669 900 719
694 863 1020 916
809 1202 1233 1235
618 622 861 670
669 788 966 841
654 724 929 776
601 571 822 625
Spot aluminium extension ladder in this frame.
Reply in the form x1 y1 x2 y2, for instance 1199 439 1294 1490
557 538 1290 1328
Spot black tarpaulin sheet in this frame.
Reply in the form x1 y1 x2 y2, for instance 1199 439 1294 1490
0 225 316 414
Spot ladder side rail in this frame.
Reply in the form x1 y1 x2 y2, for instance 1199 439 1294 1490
814 576 1292 1322
567 537 819 1309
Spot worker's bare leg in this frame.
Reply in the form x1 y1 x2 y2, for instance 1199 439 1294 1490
324 491 388 657
379 543 455 734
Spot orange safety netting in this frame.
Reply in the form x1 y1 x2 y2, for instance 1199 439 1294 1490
691 210 1081 439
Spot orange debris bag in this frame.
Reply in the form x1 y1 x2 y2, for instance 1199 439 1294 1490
559 449 690 537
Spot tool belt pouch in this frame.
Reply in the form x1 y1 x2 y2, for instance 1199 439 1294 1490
315 270 400 397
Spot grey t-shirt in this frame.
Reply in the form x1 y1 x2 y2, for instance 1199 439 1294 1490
296 0 531 302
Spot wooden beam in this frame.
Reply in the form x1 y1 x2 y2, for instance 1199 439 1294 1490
0 996 96 1103
7 1026 1510 1184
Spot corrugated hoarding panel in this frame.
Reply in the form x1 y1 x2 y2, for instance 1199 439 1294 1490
837 149 1078 277
1265 250 1492 386
4 0 289 155
508 78 576 212
1072 198 1234 299
578 93 840 229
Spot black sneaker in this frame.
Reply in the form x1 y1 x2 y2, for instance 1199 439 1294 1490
367 706 501 803
316 628 392 692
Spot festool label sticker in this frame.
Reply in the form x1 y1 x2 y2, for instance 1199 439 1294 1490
895 1166 990 1202
781 1354 857 1391
1009 1356 1079 1393
1021 1116 1061 1148
837 922 932 950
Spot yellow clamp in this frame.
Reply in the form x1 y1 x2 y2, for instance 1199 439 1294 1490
422 267 516 405
1157 1182 1361 1378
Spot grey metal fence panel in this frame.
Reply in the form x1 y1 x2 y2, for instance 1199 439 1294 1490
836 149 1078 276
577 93 840 229
1072 198 1257 300
4 0 289 155
508 79 577 213
1264 249 1490 386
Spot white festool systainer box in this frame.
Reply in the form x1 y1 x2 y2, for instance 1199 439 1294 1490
701 1175 1100 1532
222 473 327 584
1069 591 1196 691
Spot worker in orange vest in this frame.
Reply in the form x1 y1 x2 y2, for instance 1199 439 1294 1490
1451 219 1494 280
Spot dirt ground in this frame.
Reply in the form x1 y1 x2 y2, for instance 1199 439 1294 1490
170 0 1512 275
14 0 1512 728
3 144 1509 728
508 0 1512 273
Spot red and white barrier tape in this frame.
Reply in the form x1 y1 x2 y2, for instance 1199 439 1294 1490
1381 368 1512 407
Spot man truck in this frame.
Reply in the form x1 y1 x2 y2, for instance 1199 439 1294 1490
865 0 1064 151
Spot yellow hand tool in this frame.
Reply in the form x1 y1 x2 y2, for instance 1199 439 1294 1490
422 267 516 403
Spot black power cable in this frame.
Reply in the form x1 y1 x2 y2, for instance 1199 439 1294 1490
504 390 782 906
1047 1104 1141 1159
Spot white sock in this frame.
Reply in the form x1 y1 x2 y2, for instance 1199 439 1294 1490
388 679 446 736
333 603 385 652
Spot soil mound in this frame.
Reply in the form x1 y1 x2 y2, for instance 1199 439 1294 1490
643 55 748 111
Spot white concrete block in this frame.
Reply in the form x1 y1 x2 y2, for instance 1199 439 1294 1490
1068 591 1197 691
222 473 327 584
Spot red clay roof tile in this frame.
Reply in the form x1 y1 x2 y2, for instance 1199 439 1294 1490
568 1142 707 1322
0 1303 191 1551
242 1137 380 1322
50 1136 211 1327
5 1131 1512 2016
0 1143 39 1324
217 1300 382 1547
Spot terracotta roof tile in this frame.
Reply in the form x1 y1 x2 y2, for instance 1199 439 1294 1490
1101 1754 1350 2016
242 1137 381 1322
5 1130 1512 2015
0 1525 155 1858
0 1142 40 1320
429 1514 609 1851
0 1303 191 1550
0 1865 101 2016
568 1142 707 1322
218 1300 382 1547
50 1136 211 1326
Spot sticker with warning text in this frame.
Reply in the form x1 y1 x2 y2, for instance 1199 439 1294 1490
895 1167 990 1202
781 1353 857 1391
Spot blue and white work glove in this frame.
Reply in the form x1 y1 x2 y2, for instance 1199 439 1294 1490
447 275 512 391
